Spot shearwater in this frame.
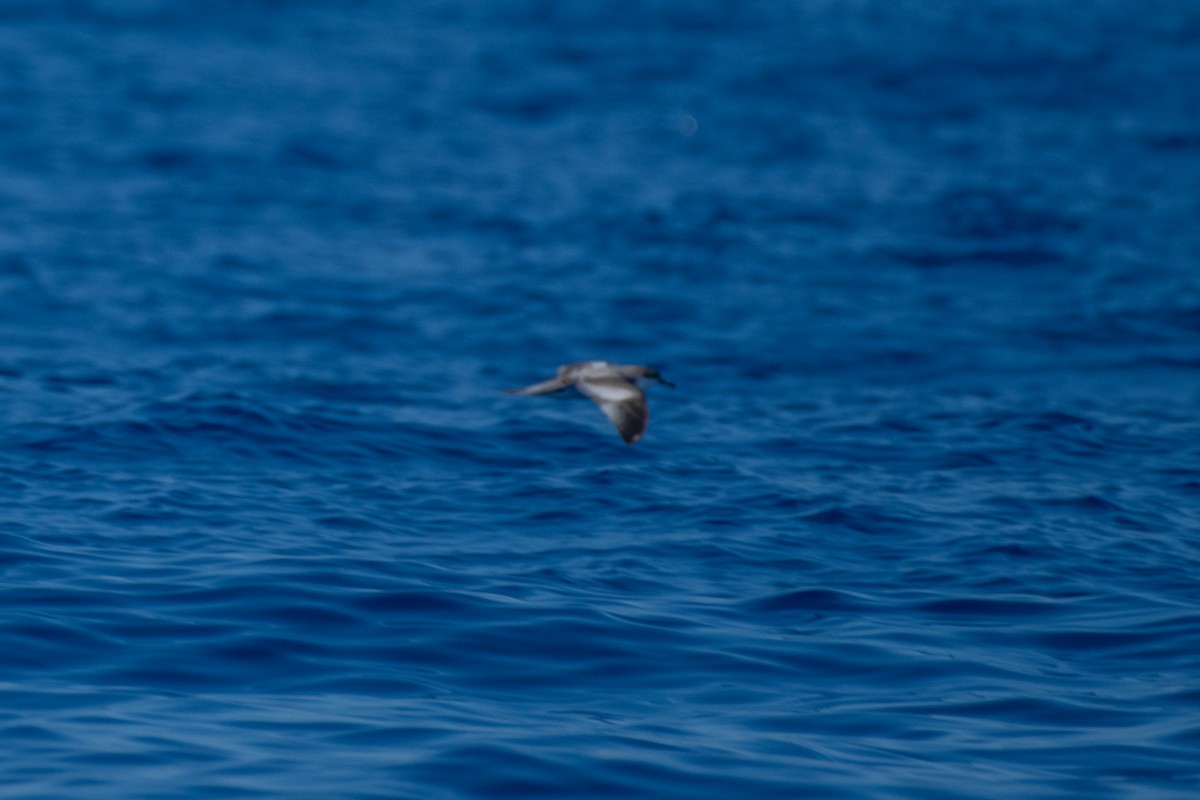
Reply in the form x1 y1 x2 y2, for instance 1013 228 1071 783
505 360 674 444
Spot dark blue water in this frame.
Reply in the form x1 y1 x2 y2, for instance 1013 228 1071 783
3 1 1200 797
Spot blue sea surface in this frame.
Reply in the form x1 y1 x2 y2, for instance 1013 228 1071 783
3 1 1200 798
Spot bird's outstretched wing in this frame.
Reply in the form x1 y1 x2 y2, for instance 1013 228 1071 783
504 377 570 395
574 378 648 444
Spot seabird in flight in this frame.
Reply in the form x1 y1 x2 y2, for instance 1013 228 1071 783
505 360 674 444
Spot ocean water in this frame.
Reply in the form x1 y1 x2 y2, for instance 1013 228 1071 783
2 1 1200 797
